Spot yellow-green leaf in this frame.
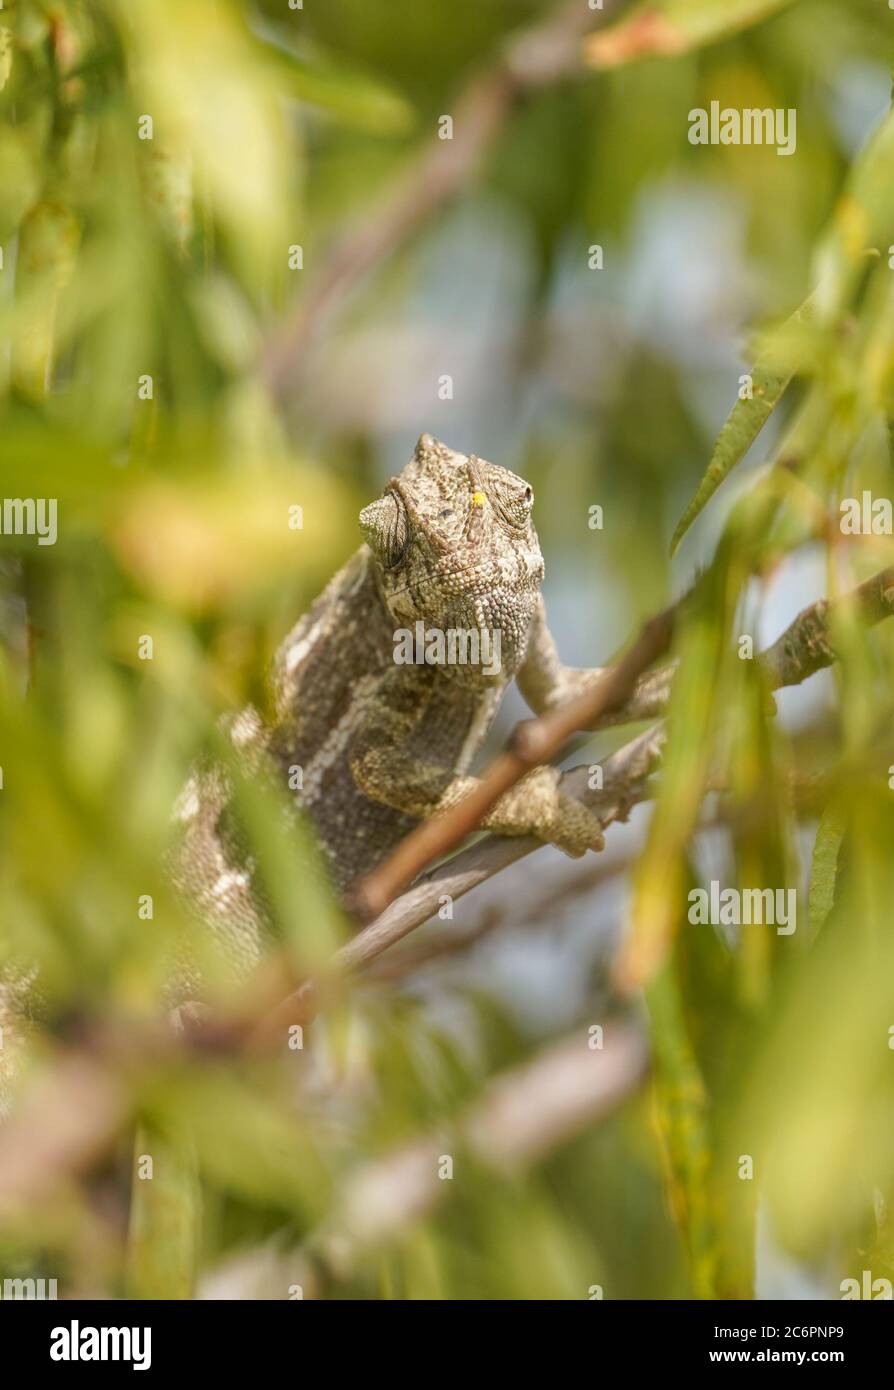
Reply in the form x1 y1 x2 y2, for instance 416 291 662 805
670 294 815 555
0 26 12 92
262 43 416 135
126 1126 199 1300
585 0 795 68
807 802 846 937
647 963 717 1298
813 107 894 324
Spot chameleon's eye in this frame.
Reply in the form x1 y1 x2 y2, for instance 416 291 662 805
358 491 410 568
492 478 534 529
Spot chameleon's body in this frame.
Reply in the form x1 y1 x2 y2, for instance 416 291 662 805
171 435 605 976
0 436 609 1113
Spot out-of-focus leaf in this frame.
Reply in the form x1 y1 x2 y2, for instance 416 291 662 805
111 0 291 278
0 26 12 92
807 802 846 937
0 127 39 241
141 145 193 253
189 274 261 373
226 736 348 974
743 815 894 1253
670 294 815 555
11 201 80 400
814 106 894 323
676 860 759 1298
126 1125 198 1299
620 577 727 988
110 464 350 613
647 963 717 1298
261 41 415 135
146 1069 330 1218
585 0 794 68
723 653 798 1007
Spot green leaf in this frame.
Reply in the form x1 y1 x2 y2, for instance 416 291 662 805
125 1126 199 1300
807 802 846 937
669 294 815 556
813 106 894 324
647 963 717 1298
0 26 12 94
0 126 39 242
260 42 416 135
585 0 795 68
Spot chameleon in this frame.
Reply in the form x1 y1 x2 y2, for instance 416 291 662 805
1 433 618 1114
170 434 610 978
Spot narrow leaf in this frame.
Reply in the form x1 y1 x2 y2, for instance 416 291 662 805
670 294 814 555
813 106 894 323
260 42 415 135
125 1126 199 1300
0 26 12 93
647 964 718 1298
807 802 846 937
585 0 795 68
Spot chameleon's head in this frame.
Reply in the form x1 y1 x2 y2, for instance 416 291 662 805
359 435 544 683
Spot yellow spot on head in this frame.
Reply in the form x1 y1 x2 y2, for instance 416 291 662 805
471 491 486 508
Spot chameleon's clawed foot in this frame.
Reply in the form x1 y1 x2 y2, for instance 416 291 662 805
548 789 606 858
487 765 605 857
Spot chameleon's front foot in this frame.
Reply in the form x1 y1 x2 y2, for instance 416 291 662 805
550 785 607 857
484 765 605 858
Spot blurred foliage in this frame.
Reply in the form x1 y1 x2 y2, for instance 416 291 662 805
2 0 894 1301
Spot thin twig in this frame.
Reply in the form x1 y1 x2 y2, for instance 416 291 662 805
342 726 663 970
760 565 894 689
260 0 620 396
364 847 637 982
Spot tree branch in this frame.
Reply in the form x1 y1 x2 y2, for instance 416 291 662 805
760 565 894 689
346 605 678 924
260 0 621 396
342 723 664 971
244 723 664 1046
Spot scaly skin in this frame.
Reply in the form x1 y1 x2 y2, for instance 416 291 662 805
1 435 608 1114
171 434 605 973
